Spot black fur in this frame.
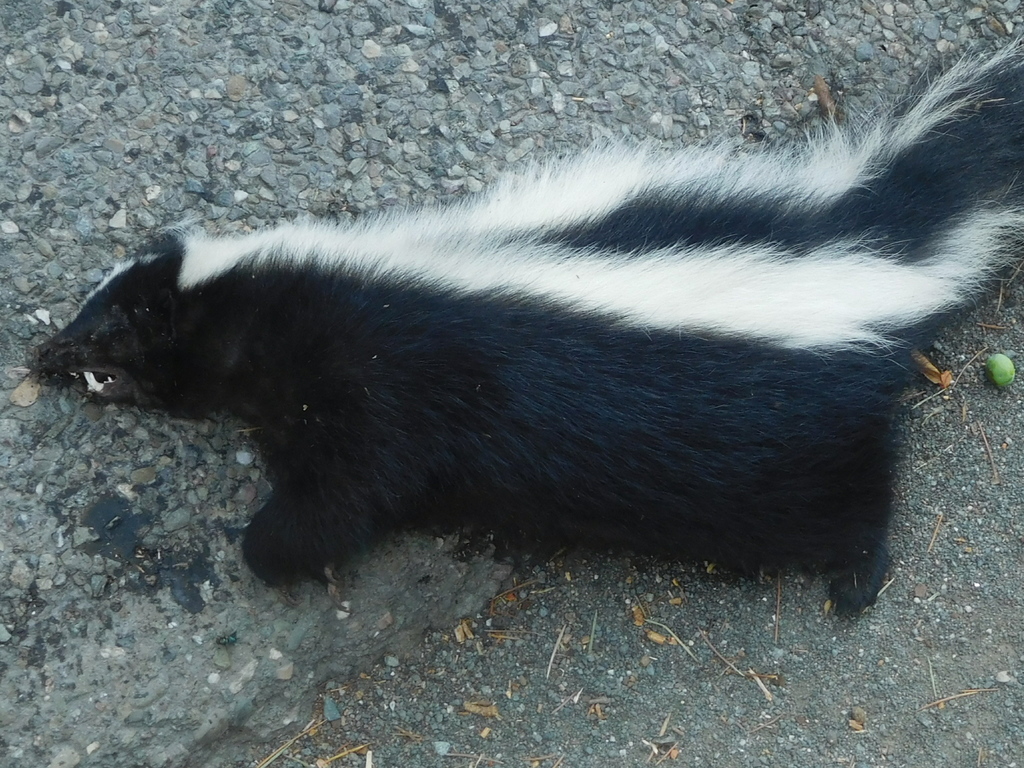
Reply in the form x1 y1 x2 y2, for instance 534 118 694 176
36 249 904 613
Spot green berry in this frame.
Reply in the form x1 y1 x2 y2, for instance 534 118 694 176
985 353 1015 387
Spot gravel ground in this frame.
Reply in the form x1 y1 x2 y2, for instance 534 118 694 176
2 1 1023 767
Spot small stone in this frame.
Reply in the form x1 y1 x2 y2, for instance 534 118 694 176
0 624 11 643
162 507 192 533
233 190 249 204
236 450 254 465
323 696 342 721
226 75 247 101
384 655 400 667
8 108 31 133
130 466 157 485
213 646 233 670
145 185 162 201
22 71 44 95
404 24 430 36
275 662 294 680
36 136 63 157
433 742 451 756
10 560 33 590
854 41 875 62
72 526 100 547
90 574 107 597
922 18 941 40
10 378 40 407
538 20 558 37
108 209 127 229
995 670 1015 684
362 39 382 59
1 220 19 234
46 746 81 768
282 110 299 122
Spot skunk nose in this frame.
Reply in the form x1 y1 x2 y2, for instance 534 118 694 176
32 332 77 374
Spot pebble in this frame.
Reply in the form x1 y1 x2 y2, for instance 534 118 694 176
45 746 81 768
226 75 248 101
433 742 451 756
384 655 400 667
995 670 1015 684
1 220 19 234
323 696 342 721
362 40 382 59
108 209 127 229
275 663 294 680
130 466 157 484
22 71 44 94
162 507 192 533
538 20 558 37
854 41 875 61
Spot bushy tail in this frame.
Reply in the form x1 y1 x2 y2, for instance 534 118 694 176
523 45 1024 349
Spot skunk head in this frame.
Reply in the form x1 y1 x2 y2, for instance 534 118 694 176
33 234 186 411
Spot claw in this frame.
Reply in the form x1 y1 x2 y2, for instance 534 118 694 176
324 565 348 608
277 585 302 607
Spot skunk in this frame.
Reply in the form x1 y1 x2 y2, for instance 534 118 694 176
33 47 1024 615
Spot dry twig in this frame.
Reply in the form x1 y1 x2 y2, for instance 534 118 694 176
919 688 997 711
255 719 324 768
927 512 945 553
319 743 370 765
700 631 774 701
643 619 699 662
977 423 1000 484
546 624 568 680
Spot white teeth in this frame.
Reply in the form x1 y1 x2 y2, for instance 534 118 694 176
83 371 106 392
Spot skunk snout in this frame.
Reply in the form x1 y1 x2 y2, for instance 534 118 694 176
32 331 81 377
